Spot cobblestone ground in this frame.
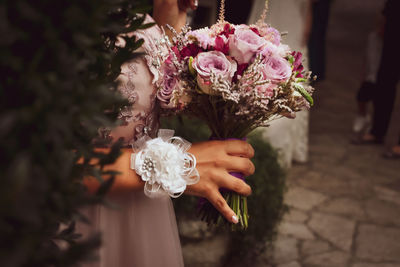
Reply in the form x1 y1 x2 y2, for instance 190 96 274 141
265 0 400 266
181 1 400 266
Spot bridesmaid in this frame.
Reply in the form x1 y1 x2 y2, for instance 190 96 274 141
80 1 255 266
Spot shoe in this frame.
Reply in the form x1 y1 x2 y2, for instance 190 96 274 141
353 115 370 133
351 134 383 145
383 146 400 159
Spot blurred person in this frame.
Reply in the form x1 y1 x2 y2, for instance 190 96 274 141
307 0 332 82
79 1 254 266
357 0 400 145
248 0 312 168
352 13 384 134
383 82 400 158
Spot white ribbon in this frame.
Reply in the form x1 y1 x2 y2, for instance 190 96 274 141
131 129 200 198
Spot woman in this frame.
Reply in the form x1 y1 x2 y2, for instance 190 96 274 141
79 1 254 266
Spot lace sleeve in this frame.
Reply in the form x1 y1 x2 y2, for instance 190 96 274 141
105 15 163 146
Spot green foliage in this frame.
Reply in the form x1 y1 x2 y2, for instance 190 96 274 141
162 116 287 265
0 0 150 266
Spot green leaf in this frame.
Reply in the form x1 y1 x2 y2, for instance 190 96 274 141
293 83 314 106
287 54 294 65
188 56 196 77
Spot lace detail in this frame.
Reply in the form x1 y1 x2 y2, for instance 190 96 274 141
134 15 168 85
109 16 163 145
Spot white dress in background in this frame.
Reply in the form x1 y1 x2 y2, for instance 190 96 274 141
78 15 184 267
249 0 310 168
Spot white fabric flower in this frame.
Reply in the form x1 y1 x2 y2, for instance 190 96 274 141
131 129 199 198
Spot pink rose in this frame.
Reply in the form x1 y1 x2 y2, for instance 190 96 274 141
263 27 281 46
228 27 267 64
157 63 179 108
262 55 292 82
260 41 278 57
251 25 281 46
192 51 237 94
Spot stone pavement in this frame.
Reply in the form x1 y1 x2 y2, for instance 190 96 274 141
264 0 400 266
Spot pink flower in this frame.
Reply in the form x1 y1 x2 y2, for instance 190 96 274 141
157 63 179 108
187 29 214 49
192 51 237 94
257 83 276 105
219 23 235 38
228 27 267 64
291 51 304 77
214 35 229 54
262 55 292 82
260 41 278 57
263 27 281 46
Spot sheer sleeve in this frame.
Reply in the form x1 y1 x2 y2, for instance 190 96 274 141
79 16 185 267
108 14 164 146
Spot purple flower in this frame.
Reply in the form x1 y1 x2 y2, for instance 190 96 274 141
157 63 179 108
228 27 267 64
192 51 237 94
262 55 292 82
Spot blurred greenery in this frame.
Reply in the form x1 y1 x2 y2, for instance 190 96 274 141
162 116 287 266
0 0 150 266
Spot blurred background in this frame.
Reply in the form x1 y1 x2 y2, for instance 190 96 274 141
175 0 400 266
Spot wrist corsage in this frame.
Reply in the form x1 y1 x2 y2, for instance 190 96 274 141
131 129 200 198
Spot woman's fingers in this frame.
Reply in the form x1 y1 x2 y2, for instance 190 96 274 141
215 171 252 196
224 140 255 158
208 190 239 224
217 156 255 176
178 0 198 11
190 0 198 10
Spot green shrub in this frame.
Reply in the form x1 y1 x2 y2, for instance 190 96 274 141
0 1 150 266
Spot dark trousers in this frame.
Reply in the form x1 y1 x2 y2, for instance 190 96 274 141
370 14 400 140
308 0 331 81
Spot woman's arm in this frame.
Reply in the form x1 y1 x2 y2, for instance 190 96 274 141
152 0 197 38
83 140 254 224
83 148 144 194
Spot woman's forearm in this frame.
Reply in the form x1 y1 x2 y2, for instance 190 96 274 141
83 148 144 194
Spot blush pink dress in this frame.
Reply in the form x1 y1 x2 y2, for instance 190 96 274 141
79 15 184 267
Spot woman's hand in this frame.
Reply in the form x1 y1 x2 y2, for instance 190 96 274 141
153 0 198 39
186 140 255 224
178 0 198 11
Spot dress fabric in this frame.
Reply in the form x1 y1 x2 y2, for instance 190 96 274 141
79 15 184 267
248 0 310 168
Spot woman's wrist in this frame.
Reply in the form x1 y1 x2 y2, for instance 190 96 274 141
131 129 200 198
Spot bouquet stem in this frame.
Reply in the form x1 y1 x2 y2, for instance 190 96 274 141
198 170 249 231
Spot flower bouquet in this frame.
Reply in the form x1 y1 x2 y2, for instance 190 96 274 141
152 1 314 230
